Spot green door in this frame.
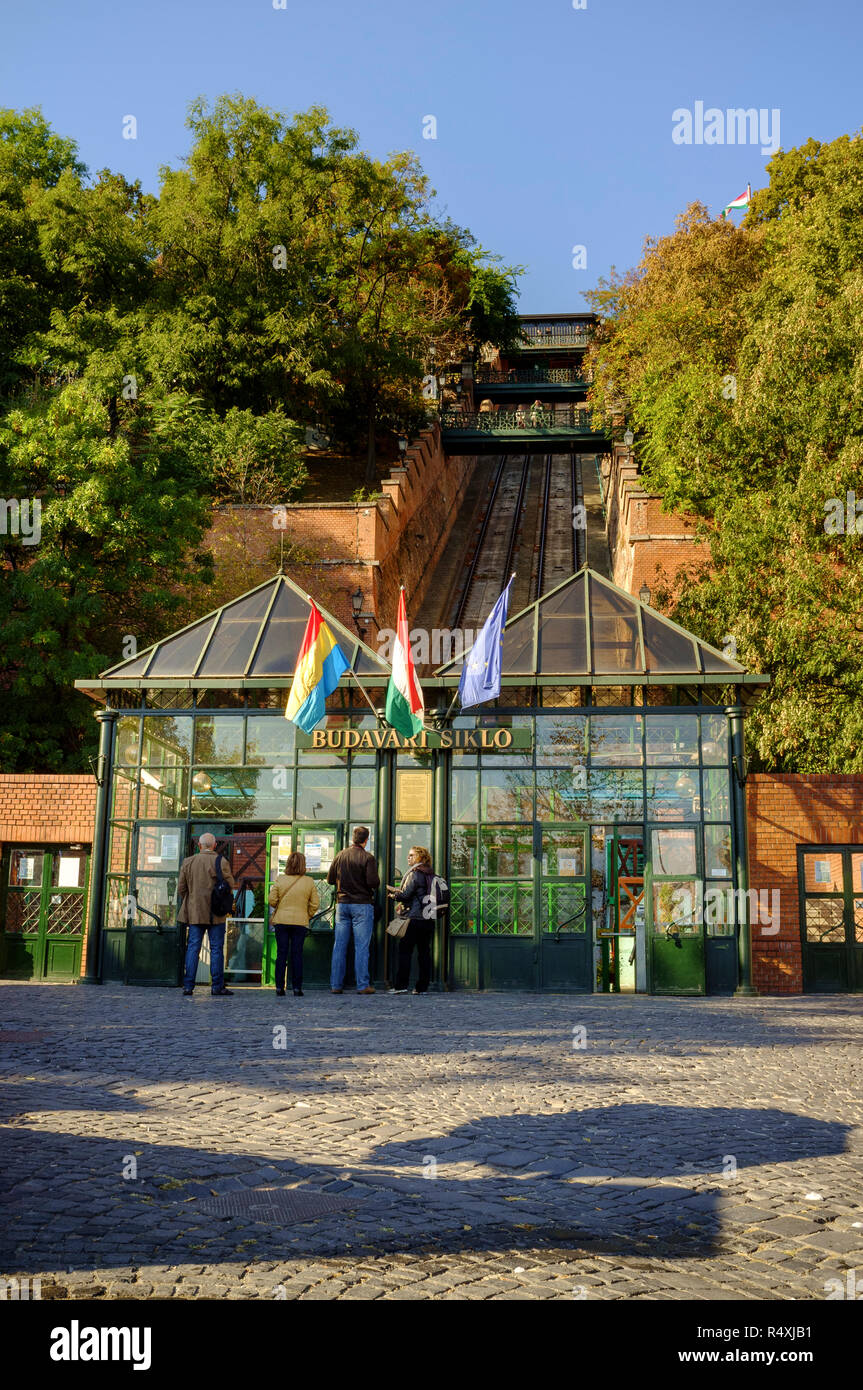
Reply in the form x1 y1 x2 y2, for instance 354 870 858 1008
125 821 187 985
538 826 591 991
647 825 705 995
263 825 342 987
0 847 89 980
800 847 863 992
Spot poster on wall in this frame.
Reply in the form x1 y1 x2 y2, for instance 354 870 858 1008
57 857 81 888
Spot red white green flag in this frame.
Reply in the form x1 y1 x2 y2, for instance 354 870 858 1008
721 183 751 218
385 587 424 739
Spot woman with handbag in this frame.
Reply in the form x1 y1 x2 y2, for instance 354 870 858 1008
386 846 435 995
268 851 319 996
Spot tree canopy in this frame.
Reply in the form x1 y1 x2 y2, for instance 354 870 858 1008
0 97 520 772
586 133 863 772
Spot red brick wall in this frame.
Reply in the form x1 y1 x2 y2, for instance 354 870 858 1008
0 774 97 845
602 445 710 599
206 424 475 640
746 773 863 994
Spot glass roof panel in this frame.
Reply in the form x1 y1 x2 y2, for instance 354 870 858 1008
102 649 153 678
247 582 317 677
146 617 215 678
498 609 535 673
700 646 745 674
589 579 641 675
642 610 699 674
196 585 279 677
353 644 393 676
537 575 588 673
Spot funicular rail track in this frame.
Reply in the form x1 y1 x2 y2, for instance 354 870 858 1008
450 452 580 637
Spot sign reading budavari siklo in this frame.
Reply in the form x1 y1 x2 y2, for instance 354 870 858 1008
297 726 532 751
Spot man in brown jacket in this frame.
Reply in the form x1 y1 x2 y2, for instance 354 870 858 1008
327 826 379 994
178 833 237 996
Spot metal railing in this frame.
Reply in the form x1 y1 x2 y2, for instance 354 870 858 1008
475 367 586 386
441 406 599 433
519 327 593 349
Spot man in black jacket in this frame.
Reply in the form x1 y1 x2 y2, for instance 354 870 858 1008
327 826 379 994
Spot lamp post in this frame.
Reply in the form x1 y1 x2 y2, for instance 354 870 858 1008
638 583 651 607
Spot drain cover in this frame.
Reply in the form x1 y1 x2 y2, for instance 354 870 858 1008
0 1031 48 1042
196 1187 356 1222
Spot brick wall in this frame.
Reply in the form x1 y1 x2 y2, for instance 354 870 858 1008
602 445 709 599
746 773 863 994
206 424 475 640
0 774 97 845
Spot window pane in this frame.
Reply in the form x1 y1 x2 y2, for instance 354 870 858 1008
295 770 347 821
590 714 643 766
481 768 533 821
651 828 697 877
653 879 699 934
480 881 533 935
50 851 86 889
645 714 698 765
803 852 844 893
804 898 845 943
701 713 728 764
852 852 863 895
108 823 133 877
589 582 640 675
193 767 294 820
569 769 644 822
111 768 138 820
9 850 44 887
451 768 478 823
535 714 586 765
705 825 733 878
194 715 244 765
481 826 533 878
138 766 188 819
450 880 478 935
394 825 432 878
136 827 185 873
646 770 700 822
451 827 478 878
705 880 735 936
349 769 376 821
702 769 731 821
142 716 192 767
132 875 179 929
115 716 142 765
536 767 587 821
245 715 296 765
541 829 586 877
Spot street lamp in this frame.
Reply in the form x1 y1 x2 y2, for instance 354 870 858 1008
639 583 651 606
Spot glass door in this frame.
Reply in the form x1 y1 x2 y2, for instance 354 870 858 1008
126 821 187 985
1 848 89 980
647 825 706 995
263 825 342 987
538 826 592 991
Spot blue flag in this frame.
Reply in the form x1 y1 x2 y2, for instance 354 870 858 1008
458 576 515 709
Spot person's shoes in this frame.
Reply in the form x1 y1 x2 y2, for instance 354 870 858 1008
331 988 343 994
182 989 193 997
357 986 375 995
275 989 286 997
293 989 303 997
412 988 427 995
390 988 408 994
211 988 234 997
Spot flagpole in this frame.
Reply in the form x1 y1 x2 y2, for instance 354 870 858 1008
345 668 382 722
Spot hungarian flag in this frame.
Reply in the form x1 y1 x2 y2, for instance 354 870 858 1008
385 587 424 739
721 183 751 219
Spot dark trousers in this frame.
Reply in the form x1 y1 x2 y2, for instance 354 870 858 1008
395 920 434 992
274 925 307 991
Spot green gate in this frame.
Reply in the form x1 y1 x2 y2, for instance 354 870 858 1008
0 847 89 980
448 823 591 990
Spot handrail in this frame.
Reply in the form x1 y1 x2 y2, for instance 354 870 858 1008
129 890 163 935
441 407 598 433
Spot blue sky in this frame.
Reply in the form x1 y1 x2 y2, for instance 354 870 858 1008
3 0 861 310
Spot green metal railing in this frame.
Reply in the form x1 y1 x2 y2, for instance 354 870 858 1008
441 407 599 434
475 367 586 386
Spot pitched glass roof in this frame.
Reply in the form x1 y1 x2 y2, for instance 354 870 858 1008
434 568 767 686
77 574 391 693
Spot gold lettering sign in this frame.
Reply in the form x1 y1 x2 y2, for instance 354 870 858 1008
298 725 530 751
396 769 432 822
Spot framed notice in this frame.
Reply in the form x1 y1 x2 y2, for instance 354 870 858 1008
396 769 432 822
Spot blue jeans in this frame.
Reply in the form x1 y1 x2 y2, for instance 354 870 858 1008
183 923 226 993
331 902 374 990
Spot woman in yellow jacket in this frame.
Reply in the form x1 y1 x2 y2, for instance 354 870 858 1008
268 851 319 996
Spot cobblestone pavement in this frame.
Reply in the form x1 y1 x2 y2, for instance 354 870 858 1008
2 983 863 1300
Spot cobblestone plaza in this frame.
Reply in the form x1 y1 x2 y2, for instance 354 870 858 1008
2 983 862 1301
